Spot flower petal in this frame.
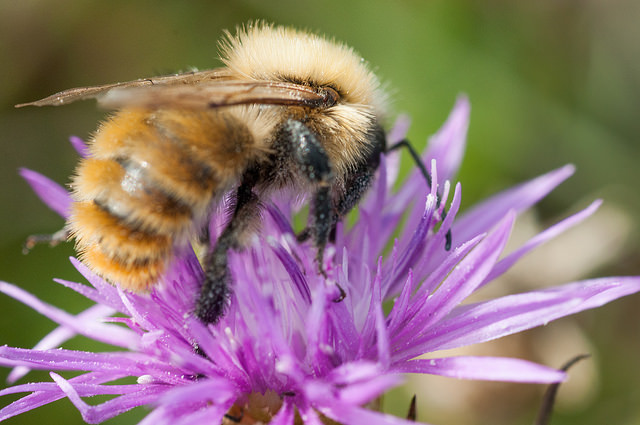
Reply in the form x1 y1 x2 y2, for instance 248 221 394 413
19 168 71 219
394 356 566 383
69 136 89 157
421 211 514 328
0 281 136 349
51 372 165 424
320 400 434 425
415 277 640 352
337 373 403 406
423 95 470 182
155 376 236 407
482 199 602 285
7 303 115 384
394 96 470 203
271 398 295 425
0 370 133 421
0 346 186 383
452 165 575 246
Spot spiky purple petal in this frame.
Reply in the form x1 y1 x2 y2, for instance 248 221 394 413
3 97 640 425
19 168 71 218
394 357 566 383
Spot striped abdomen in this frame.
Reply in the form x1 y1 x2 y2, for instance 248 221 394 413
68 108 261 291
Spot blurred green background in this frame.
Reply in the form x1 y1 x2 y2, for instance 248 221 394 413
1 1 639 424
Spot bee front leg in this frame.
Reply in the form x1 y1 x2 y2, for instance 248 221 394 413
311 184 334 274
280 119 348 300
300 124 384 247
195 173 261 324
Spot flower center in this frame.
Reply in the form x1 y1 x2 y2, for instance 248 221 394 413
225 391 284 424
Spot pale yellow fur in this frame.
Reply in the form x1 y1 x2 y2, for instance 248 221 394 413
221 24 386 109
221 23 388 175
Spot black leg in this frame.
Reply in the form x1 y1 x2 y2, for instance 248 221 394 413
195 172 261 324
311 185 333 270
387 139 432 188
279 119 348 299
277 120 399 302
279 120 335 271
387 139 452 250
336 161 377 217
305 123 385 245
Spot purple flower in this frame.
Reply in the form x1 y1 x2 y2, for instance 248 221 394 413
2 96 639 425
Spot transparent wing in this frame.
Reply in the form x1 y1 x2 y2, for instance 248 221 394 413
16 68 337 110
15 69 230 107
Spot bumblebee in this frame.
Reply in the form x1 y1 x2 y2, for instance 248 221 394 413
18 23 442 324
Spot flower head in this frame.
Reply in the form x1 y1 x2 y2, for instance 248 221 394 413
2 97 640 425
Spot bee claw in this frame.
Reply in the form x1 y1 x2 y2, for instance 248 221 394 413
332 282 346 302
296 227 311 242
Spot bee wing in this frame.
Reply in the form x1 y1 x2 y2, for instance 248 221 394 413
98 80 336 110
16 69 337 110
15 69 232 108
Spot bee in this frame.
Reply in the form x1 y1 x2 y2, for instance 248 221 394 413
18 23 444 324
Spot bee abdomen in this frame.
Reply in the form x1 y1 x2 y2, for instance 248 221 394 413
73 157 196 236
68 108 263 291
69 152 207 291
70 201 173 291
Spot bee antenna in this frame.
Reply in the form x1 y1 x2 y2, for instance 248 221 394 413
387 139 452 250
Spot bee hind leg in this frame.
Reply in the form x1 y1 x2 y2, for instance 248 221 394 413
195 173 261 324
23 228 69 254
